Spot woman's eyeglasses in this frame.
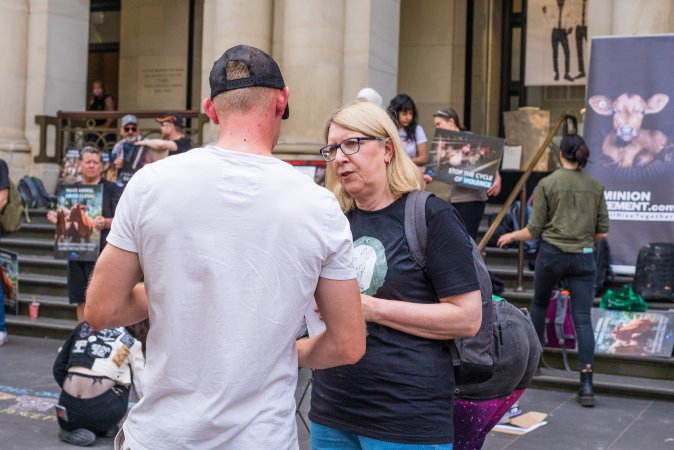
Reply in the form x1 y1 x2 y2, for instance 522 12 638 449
319 137 382 162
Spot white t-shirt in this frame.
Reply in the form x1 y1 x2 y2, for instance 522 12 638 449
399 124 428 159
108 146 355 450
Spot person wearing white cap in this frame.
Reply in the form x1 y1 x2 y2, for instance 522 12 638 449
356 87 384 107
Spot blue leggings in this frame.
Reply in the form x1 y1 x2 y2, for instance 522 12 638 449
311 422 453 450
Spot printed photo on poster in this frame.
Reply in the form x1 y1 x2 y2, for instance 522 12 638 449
525 0 589 86
0 249 19 314
284 160 327 186
583 35 674 272
53 185 103 261
592 308 674 357
427 129 503 191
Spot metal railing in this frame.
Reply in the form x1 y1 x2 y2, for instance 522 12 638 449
33 110 210 164
478 114 577 291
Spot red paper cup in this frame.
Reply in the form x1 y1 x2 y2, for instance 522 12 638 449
29 302 40 321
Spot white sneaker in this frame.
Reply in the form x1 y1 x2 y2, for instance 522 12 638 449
0 331 7 346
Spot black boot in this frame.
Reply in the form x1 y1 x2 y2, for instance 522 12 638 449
576 366 595 407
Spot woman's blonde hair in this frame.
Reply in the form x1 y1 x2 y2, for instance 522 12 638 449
324 100 420 212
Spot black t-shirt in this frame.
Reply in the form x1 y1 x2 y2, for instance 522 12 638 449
309 194 479 444
171 137 192 155
0 160 9 191
74 179 122 251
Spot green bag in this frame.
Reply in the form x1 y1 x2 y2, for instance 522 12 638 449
0 179 22 233
600 284 648 312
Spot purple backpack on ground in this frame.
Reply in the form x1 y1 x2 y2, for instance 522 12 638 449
545 289 576 350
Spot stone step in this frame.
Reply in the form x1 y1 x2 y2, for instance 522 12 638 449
488 263 633 291
500 288 674 311
17 272 68 297
16 293 75 320
11 222 56 239
542 347 674 381
532 367 674 401
0 236 55 256
19 254 67 277
5 314 76 341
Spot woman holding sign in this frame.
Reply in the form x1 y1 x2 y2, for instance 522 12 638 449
497 134 609 407
433 108 502 240
309 100 482 449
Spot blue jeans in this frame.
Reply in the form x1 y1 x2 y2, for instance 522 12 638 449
311 422 453 450
530 241 596 368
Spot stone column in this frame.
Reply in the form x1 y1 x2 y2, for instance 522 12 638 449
612 0 672 34
275 0 346 154
200 0 274 143
25 0 89 190
342 0 400 107
0 0 31 175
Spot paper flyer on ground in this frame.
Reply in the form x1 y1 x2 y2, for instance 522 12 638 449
0 248 19 314
53 185 103 261
427 129 504 191
493 411 548 436
592 308 674 357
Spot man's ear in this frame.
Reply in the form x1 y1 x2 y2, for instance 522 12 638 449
202 98 219 124
276 87 290 119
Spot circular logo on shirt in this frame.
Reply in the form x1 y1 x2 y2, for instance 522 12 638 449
353 236 387 296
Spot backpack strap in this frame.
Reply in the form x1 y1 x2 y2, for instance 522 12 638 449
403 190 464 370
404 190 432 270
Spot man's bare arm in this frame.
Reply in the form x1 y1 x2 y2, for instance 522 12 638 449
136 139 178 152
296 277 366 369
85 244 146 330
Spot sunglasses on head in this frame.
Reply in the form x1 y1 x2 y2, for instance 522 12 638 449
124 126 137 132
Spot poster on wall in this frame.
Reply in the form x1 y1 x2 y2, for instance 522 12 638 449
583 35 674 273
592 308 674 358
53 185 103 261
427 129 503 191
525 0 589 86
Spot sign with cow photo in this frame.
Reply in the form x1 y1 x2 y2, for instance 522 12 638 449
592 308 674 358
427 129 504 191
584 35 674 273
53 185 103 261
0 248 19 315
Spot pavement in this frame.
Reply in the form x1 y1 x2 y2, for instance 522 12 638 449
1 335 673 450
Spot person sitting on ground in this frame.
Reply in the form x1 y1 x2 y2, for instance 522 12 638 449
53 319 147 447
136 112 193 159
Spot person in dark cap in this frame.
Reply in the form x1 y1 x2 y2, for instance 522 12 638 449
136 112 193 158
85 44 365 450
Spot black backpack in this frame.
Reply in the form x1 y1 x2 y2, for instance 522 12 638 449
404 190 495 385
18 175 39 208
594 238 613 297
31 176 56 208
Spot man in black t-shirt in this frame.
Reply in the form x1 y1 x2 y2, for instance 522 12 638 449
47 148 122 323
137 112 193 159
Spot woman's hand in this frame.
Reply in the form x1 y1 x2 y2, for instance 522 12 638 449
497 232 514 248
487 172 502 197
47 210 57 224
